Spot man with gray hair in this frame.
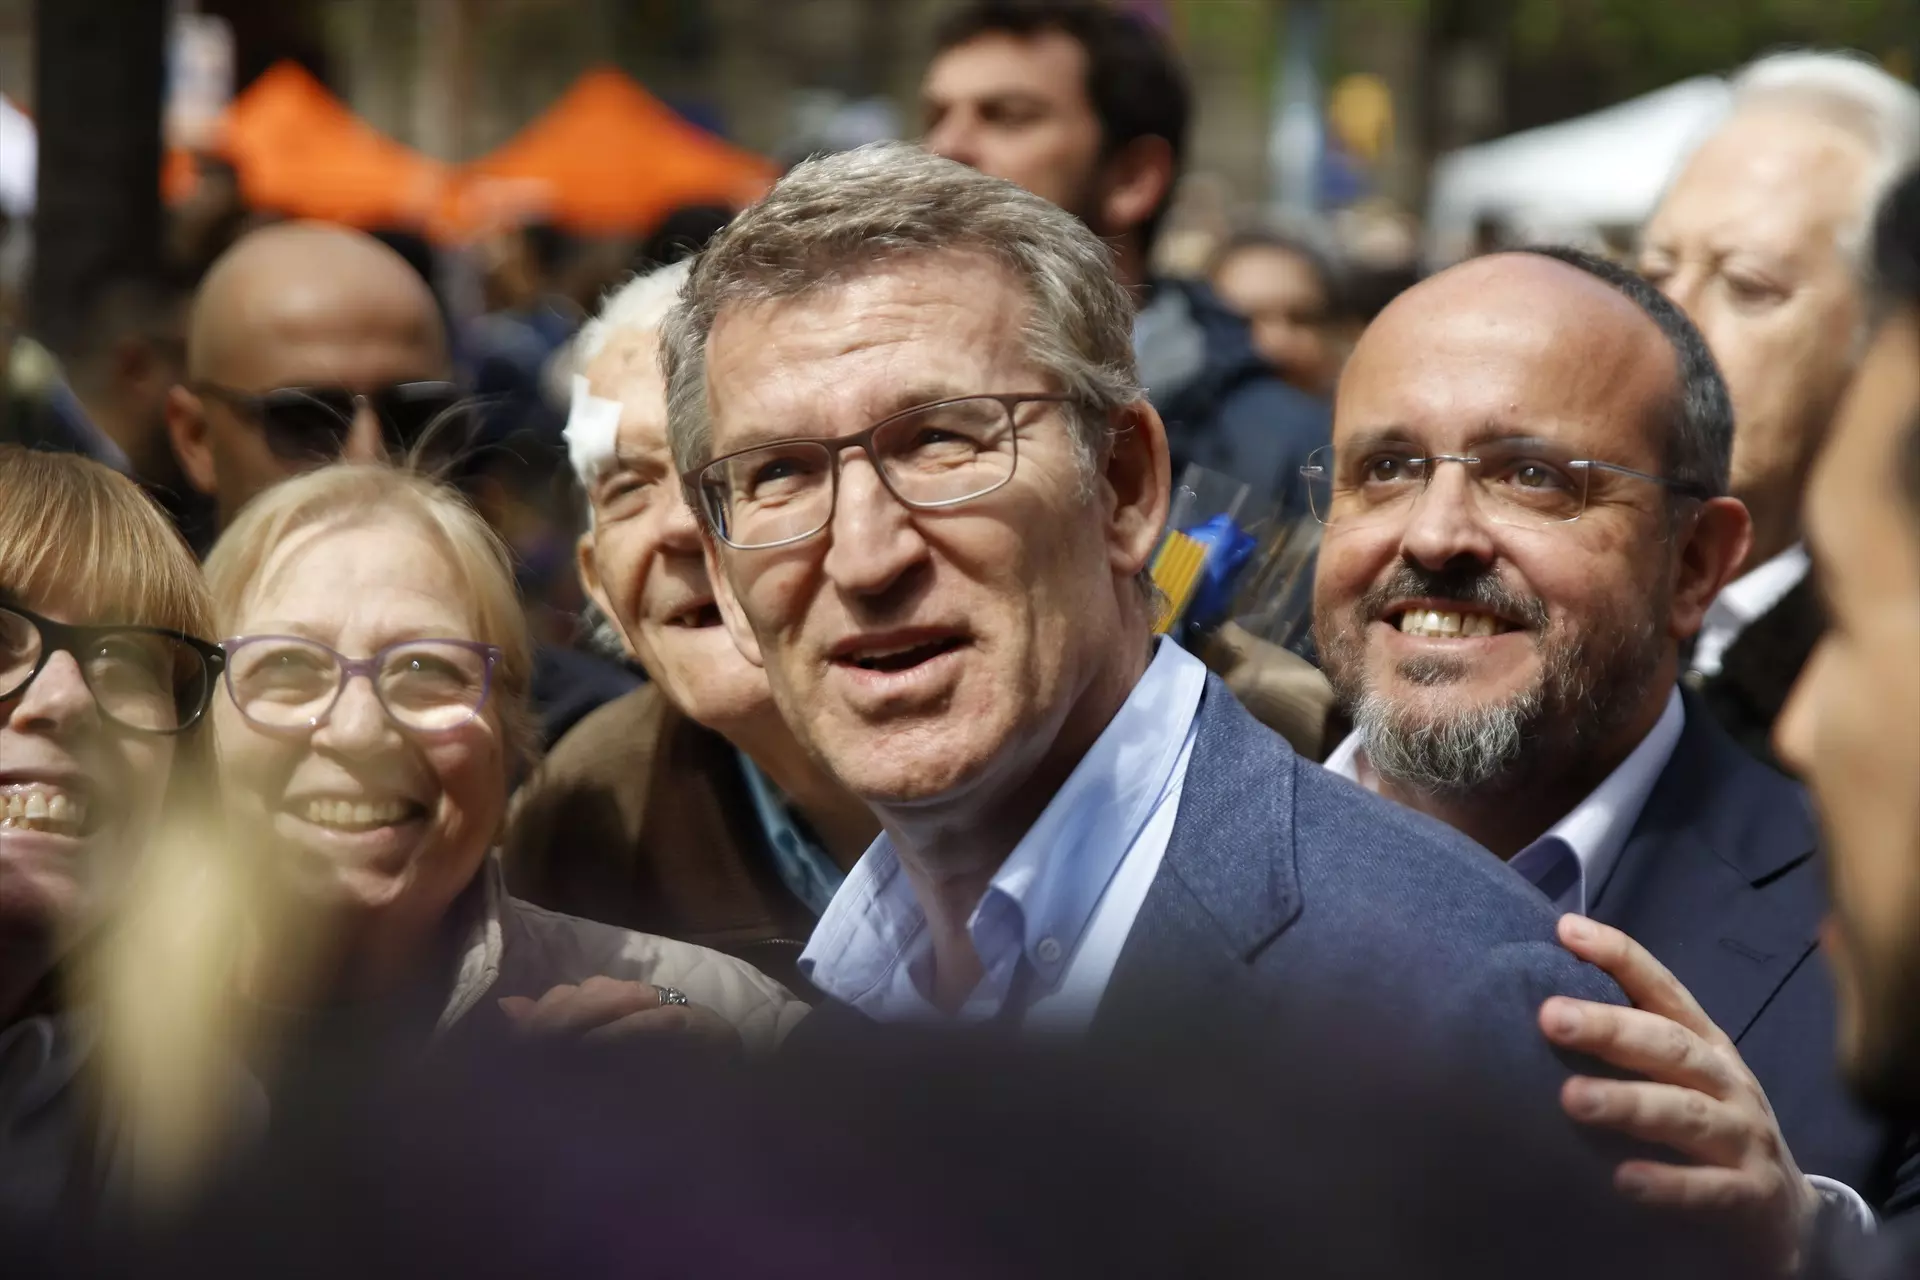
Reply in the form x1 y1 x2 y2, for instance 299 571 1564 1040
503 261 876 995
664 142 1635 1162
1310 242 1919 1250
1640 50 1920 763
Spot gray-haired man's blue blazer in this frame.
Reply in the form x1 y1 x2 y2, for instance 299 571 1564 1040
1092 676 1629 1106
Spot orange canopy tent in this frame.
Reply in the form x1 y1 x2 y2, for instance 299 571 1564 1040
451 68 774 239
207 62 451 232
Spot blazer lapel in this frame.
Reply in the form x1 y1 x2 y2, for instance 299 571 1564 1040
1590 695 1821 1042
1691 578 1822 769
1098 677 1305 1022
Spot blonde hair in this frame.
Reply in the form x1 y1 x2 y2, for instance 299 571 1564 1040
202 463 538 765
0 444 212 640
0 448 228 1207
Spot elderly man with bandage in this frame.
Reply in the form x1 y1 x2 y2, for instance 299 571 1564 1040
502 263 876 995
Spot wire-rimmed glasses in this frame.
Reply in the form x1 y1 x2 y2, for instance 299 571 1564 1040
1300 439 1712 529
0 603 226 735
688 393 1075 550
221 635 502 734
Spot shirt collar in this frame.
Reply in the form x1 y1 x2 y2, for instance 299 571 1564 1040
987 639 1208 981
1713 542 1810 628
1529 687 1684 909
1321 686 1687 913
735 751 847 918
1692 541 1812 677
800 639 1209 1014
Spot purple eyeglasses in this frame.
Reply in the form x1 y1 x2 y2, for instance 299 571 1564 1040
220 635 502 734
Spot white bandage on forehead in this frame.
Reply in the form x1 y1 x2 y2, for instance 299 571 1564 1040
564 373 625 489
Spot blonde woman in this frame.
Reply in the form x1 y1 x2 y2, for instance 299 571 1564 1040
0 444 227 1218
201 463 806 1054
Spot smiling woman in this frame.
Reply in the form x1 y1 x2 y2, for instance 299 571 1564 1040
199 463 805 1060
0 445 215 957
0 443 225 1218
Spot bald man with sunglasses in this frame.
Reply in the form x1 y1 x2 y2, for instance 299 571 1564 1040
163 221 637 750
165 221 464 530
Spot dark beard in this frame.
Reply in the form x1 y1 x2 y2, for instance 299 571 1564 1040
1317 560 1666 798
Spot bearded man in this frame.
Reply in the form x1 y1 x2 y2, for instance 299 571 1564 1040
1311 245 1920 1247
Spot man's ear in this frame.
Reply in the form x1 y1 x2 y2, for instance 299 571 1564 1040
1096 135 1176 241
1670 495 1753 641
1104 399 1173 580
165 385 218 497
701 535 765 669
576 533 641 662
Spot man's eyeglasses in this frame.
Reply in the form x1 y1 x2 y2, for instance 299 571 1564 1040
191 381 475 463
221 635 502 735
688 394 1074 551
1300 440 1712 530
0 604 225 735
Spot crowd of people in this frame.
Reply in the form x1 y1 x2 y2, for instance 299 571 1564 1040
3 2 1919 1276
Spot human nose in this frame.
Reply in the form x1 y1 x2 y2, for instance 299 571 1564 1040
309 668 399 753
657 485 705 552
5 650 100 735
821 449 931 597
1397 459 1499 571
924 110 979 167
341 401 386 463
1656 263 1707 322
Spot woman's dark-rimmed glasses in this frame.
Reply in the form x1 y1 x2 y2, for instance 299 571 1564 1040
688 394 1075 551
0 603 226 735
221 635 502 735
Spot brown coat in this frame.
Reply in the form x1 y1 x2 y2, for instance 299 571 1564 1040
502 685 820 995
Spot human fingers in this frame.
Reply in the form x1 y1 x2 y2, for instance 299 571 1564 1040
497 994 539 1022
1561 1076 1750 1167
520 976 663 1035
1556 916 1724 1043
1540 999 1738 1098
1611 1160 1766 1213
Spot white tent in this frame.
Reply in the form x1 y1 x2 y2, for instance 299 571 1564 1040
1425 76 1732 264
0 95 35 218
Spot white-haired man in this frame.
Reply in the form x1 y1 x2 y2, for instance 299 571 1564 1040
1640 51 1920 763
502 261 876 995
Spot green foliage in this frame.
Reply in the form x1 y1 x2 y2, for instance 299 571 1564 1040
1508 0 1913 91
1171 0 1281 98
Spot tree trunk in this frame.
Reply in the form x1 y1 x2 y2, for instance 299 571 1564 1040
28 0 166 356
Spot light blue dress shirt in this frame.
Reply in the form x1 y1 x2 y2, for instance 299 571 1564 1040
799 639 1209 1030
736 752 847 917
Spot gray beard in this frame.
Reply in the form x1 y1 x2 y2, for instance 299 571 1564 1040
1343 613 1662 801
1353 680 1541 797
1317 555 1674 801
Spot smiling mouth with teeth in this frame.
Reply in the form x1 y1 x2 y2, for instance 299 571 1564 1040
0 786 92 837
1393 609 1515 639
299 798 424 833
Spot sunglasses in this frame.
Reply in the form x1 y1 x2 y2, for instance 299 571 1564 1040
192 381 475 463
